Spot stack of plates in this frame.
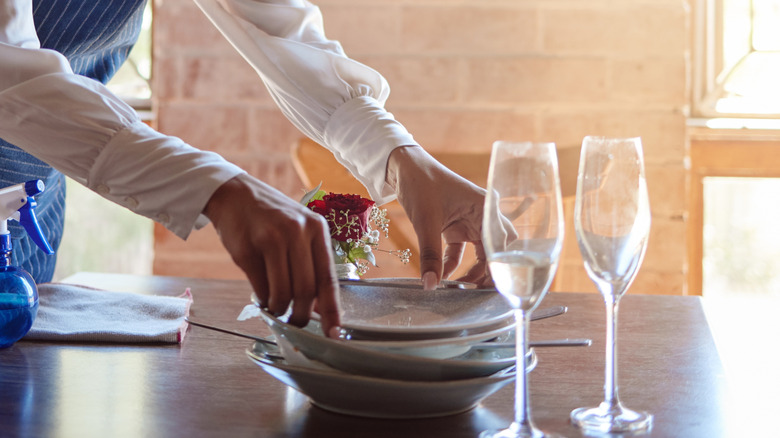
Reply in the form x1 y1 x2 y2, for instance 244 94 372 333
245 279 532 419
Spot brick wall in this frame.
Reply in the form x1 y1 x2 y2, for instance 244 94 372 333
151 0 691 294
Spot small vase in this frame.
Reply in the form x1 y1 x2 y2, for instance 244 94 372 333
334 263 359 280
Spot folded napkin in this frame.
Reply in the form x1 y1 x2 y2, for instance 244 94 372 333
24 283 193 343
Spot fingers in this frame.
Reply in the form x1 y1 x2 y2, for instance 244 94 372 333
309 226 341 336
204 175 341 337
500 213 519 248
270 214 339 333
256 217 340 335
285 222 317 327
455 266 489 286
264 250 292 316
442 242 465 280
245 260 269 308
385 145 490 291
455 243 492 286
413 216 444 291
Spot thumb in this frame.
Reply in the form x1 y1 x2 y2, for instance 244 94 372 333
414 219 443 291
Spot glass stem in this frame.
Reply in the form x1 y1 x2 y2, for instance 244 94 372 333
513 308 535 431
603 296 621 411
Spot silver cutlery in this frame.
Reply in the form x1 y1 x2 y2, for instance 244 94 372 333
338 278 496 291
186 318 277 346
473 338 592 349
186 316 589 348
529 305 567 321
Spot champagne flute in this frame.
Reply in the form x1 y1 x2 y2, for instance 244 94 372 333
481 141 564 438
570 136 653 433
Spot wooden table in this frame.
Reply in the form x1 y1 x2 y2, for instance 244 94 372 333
0 273 728 437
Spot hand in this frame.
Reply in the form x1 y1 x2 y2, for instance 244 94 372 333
385 146 492 289
203 173 341 336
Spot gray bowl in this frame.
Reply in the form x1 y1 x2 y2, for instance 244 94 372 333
257 308 532 381
246 340 533 419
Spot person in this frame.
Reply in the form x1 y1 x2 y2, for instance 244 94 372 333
0 0 490 337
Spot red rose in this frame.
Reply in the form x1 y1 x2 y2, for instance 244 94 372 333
308 193 375 241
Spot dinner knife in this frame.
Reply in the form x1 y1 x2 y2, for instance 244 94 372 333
186 318 589 348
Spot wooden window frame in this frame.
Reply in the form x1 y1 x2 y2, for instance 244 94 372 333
688 128 780 294
692 0 780 120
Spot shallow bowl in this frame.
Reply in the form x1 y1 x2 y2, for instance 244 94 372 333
258 308 524 381
246 340 534 419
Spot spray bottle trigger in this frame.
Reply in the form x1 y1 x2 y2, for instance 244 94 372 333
18 197 53 254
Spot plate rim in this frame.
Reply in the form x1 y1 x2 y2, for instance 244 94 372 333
245 351 518 419
337 278 513 335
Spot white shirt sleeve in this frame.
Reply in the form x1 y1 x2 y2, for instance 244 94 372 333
0 0 38 48
0 0 411 240
193 0 418 203
0 0 245 239
0 70 246 239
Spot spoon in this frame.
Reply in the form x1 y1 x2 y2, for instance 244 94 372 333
186 317 590 348
530 305 567 321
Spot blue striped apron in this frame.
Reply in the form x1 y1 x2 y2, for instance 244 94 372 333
0 0 148 282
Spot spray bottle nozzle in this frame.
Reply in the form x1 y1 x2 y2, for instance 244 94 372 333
24 180 45 197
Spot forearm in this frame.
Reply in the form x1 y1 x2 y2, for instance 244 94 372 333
194 0 418 203
0 71 244 239
385 144 465 194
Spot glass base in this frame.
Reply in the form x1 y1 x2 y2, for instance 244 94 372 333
570 403 653 434
480 422 559 438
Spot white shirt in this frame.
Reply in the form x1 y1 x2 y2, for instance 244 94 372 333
0 0 416 239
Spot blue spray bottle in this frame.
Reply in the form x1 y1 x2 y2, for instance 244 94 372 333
0 180 54 348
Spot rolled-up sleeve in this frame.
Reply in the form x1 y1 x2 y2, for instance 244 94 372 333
194 0 417 204
0 2 247 239
0 71 245 239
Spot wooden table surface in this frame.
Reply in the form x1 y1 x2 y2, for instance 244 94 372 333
0 273 728 437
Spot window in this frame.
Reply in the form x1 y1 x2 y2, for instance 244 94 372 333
106 2 152 111
693 0 780 119
688 0 780 295
52 4 154 281
703 177 780 297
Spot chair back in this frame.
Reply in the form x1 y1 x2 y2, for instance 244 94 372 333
290 138 579 279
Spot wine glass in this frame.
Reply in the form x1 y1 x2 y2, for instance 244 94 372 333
570 136 653 433
481 141 564 438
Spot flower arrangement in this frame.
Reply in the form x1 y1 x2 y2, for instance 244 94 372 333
301 184 411 275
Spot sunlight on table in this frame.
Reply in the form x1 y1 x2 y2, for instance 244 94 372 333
703 294 780 436
53 349 148 438
702 176 780 436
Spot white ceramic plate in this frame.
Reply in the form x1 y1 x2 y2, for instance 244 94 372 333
257 308 525 380
331 278 513 339
246 341 534 419
251 294 513 359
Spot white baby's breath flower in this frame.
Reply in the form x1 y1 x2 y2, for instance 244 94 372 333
301 186 412 275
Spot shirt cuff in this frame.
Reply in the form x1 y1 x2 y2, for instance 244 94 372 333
324 96 417 204
90 121 246 239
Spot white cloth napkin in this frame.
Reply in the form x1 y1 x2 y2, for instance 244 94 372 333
24 283 193 343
